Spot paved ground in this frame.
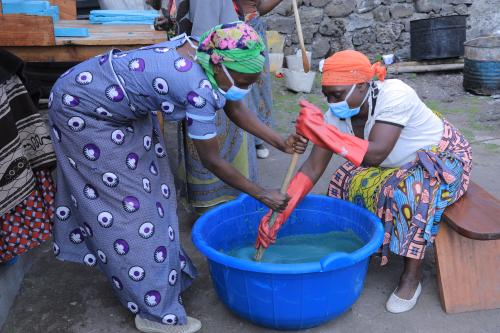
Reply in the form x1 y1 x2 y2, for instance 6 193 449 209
2 73 500 333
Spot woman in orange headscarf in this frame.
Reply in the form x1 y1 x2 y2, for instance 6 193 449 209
256 50 472 314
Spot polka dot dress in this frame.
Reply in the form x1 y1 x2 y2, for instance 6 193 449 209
47 38 225 324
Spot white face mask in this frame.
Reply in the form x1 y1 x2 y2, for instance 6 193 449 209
184 35 198 61
217 64 251 101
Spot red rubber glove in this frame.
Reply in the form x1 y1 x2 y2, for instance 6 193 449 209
255 172 313 249
296 100 369 167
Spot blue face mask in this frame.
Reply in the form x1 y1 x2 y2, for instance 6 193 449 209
218 64 251 101
329 84 369 119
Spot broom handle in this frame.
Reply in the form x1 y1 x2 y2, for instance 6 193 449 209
254 153 300 261
292 0 310 73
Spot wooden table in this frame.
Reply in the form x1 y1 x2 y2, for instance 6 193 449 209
3 20 168 62
1 16 168 129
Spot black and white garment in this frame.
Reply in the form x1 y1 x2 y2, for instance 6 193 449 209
0 69 56 214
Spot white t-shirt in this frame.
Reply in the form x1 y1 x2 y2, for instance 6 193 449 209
324 79 444 168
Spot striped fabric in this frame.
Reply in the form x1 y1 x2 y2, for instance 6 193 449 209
0 75 56 215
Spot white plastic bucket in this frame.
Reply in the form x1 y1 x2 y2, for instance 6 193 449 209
283 68 316 93
286 50 312 71
269 53 284 72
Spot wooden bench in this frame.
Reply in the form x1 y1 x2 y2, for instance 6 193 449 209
435 181 500 313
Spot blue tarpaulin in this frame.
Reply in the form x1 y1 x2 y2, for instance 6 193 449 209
89 10 157 25
1 0 59 22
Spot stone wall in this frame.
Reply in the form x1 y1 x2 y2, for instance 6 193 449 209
468 0 500 38
263 0 488 66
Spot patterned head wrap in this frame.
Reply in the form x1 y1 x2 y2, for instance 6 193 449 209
196 21 266 89
322 50 387 86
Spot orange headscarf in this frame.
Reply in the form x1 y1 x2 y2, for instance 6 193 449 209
322 50 387 86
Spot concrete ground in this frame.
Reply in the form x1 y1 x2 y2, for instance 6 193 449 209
2 73 500 333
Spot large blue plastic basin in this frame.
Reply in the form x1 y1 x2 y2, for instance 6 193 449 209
192 194 384 330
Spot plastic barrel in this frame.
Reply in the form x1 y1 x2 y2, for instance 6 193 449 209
410 16 467 60
192 194 384 330
463 36 500 96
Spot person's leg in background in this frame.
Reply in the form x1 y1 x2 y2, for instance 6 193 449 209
176 0 258 214
243 14 274 160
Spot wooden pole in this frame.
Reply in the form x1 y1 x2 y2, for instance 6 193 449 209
254 153 300 261
254 0 306 261
157 112 165 134
292 0 310 73
389 63 464 74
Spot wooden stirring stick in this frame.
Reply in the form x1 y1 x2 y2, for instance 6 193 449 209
292 0 310 73
254 1 309 261
254 153 300 261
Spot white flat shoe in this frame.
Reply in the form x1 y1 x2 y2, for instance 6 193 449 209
256 145 270 159
135 315 201 333
386 282 422 314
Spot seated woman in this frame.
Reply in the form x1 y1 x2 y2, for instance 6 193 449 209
256 50 472 314
48 22 306 333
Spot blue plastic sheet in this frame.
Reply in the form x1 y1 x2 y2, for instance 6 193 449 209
54 27 90 37
89 10 157 25
1 0 59 22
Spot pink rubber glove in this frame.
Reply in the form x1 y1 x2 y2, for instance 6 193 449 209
296 100 369 167
255 172 313 249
